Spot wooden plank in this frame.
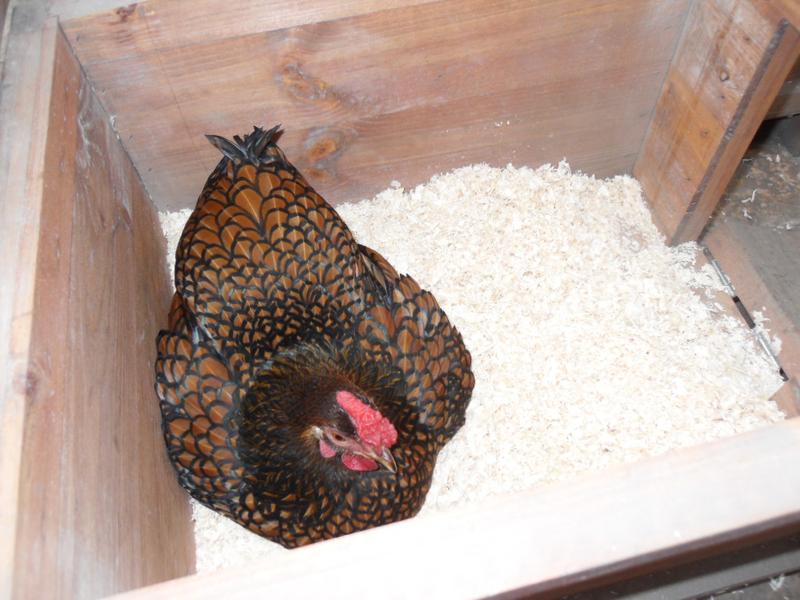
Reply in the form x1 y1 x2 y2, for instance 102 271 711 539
61 0 440 65
767 56 800 118
46 0 159 21
112 419 800 600
774 0 800 30
128 116 198 587
0 14 60 600
9 25 194 599
11 18 80 600
634 0 800 245
567 533 800 598
62 0 690 211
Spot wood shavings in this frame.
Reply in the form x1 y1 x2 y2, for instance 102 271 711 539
752 310 782 357
159 162 783 573
770 574 786 591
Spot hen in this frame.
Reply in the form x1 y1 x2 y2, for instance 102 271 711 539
155 126 474 547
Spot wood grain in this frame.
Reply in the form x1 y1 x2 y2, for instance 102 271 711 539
61 0 439 64
112 419 800 600
13 17 81 599
62 0 690 211
0 16 60 600
634 0 800 245
8 25 194 599
774 0 800 30
45 0 160 20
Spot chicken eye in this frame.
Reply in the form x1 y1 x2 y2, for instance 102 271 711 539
330 432 345 443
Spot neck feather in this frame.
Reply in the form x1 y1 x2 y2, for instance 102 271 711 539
237 340 405 490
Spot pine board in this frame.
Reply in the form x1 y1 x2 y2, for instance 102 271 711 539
634 0 800 245
62 0 690 211
0 16 61 600
7 25 194 599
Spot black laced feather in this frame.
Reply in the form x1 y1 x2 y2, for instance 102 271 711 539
206 124 283 167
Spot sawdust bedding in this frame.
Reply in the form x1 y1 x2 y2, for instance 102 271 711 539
159 162 784 573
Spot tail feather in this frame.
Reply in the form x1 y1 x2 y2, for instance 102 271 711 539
206 124 283 165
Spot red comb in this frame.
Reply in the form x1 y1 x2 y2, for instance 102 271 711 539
336 390 397 449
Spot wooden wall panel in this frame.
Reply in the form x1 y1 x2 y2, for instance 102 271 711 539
63 0 690 211
634 0 800 245
11 26 194 599
0 16 61 600
13 19 81 600
61 0 439 63
45 0 157 21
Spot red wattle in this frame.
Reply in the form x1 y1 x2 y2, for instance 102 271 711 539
342 453 378 471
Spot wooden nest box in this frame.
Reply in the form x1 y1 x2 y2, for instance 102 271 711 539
1 0 799 598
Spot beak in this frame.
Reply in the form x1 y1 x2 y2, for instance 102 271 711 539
375 447 398 473
358 446 397 473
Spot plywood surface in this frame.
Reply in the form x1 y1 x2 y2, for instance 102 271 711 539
635 0 800 245
8 26 194 599
63 0 690 211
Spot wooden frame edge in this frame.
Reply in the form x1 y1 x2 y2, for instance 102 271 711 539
109 419 800 600
635 0 800 245
0 17 59 600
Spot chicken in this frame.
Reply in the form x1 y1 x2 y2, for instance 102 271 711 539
155 125 474 548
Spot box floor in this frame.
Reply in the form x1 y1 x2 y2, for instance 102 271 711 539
162 159 786 573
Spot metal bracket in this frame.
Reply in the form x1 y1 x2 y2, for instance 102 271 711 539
701 244 786 379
